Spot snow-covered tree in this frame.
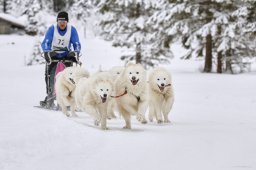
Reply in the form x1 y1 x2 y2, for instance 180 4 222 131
25 0 41 35
70 0 92 38
96 0 171 67
153 0 224 73
0 0 4 12
147 0 193 66
3 0 12 14
149 0 255 73
26 41 45 66
70 0 91 21
207 0 255 73
53 0 66 12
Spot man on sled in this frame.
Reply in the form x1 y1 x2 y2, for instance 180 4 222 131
40 11 81 109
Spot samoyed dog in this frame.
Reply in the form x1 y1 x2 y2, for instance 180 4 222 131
109 66 124 80
107 66 125 119
148 67 174 123
115 63 148 129
75 71 113 130
55 66 89 117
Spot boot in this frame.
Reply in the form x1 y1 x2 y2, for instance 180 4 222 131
40 95 56 109
40 96 48 107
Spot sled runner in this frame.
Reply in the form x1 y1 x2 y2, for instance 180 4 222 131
34 105 59 111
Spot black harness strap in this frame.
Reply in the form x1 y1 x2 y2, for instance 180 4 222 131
68 91 72 97
135 96 140 102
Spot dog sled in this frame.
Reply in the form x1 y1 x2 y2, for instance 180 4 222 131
35 51 82 111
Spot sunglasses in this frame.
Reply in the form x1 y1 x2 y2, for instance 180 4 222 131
57 20 67 24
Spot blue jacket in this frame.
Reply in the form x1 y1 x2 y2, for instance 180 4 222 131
41 25 81 58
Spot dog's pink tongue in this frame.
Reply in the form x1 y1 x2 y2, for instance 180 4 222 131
159 86 164 92
131 80 138 85
101 97 107 103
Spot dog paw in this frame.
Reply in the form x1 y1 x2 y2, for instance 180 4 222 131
136 116 142 122
164 119 170 123
65 113 71 117
107 115 116 120
101 126 108 130
71 113 78 117
123 125 131 129
136 114 145 122
94 120 100 126
141 119 147 124
157 120 163 124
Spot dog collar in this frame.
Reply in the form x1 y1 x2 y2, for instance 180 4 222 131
111 88 127 98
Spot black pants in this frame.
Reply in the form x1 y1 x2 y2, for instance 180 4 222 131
44 52 75 97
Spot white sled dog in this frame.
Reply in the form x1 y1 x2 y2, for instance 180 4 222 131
55 66 89 117
109 66 124 80
75 71 113 130
107 66 125 119
115 63 148 129
148 67 174 123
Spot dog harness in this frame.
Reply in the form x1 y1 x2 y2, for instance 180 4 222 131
111 87 141 102
111 88 127 98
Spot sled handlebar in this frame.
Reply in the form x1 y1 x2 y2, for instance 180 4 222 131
49 59 82 66
51 59 73 63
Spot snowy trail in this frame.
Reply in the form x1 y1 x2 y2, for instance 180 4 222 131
0 35 256 170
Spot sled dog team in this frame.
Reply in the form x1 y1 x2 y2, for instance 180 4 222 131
55 63 174 130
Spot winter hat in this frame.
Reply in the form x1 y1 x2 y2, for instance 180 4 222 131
57 11 69 22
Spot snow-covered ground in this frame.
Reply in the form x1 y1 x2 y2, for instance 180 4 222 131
0 32 256 170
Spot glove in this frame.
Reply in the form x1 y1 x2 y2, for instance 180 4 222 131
67 51 79 63
44 52 52 64
44 51 58 64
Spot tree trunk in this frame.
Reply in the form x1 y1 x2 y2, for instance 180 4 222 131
225 49 232 73
216 25 222 73
135 43 141 64
203 34 212 72
53 0 58 12
53 0 65 12
225 58 232 73
217 51 222 73
3 0 7 13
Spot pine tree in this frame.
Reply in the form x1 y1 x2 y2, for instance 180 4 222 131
4 0 28 16
53 0 66 12
71 0 91 22
151 0 255 73
210 0 255 73
70 0 92 38
25 0 41 35
4 0 15 15
146 0 203 66
96 0 170 67
26 41 45 66
0 0 4 12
